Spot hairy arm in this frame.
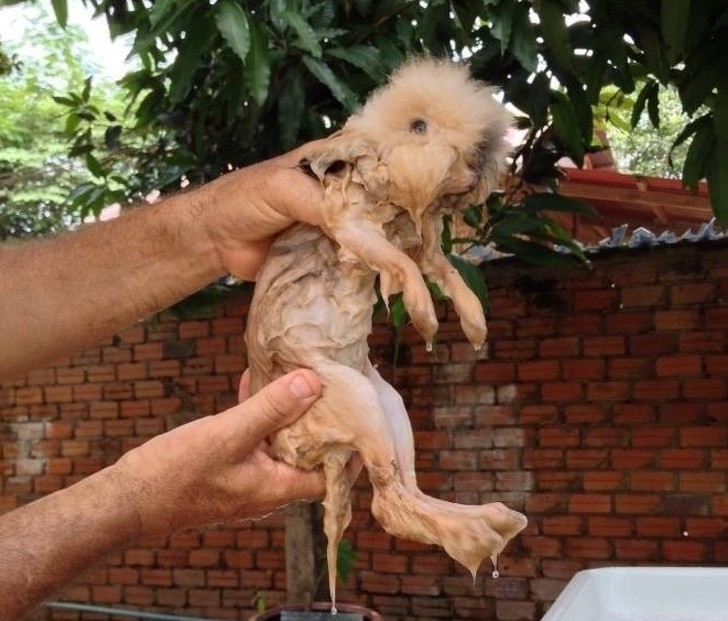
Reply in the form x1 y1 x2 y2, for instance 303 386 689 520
0 191 223 378
0 144 323 379
0 370 329 619
0 466 139 618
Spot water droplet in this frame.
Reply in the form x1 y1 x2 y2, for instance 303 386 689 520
425 341 433 353
682 530 689 537
492 569 500 579
331 605 337 615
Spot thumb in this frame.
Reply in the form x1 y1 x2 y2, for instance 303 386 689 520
218 369 321 457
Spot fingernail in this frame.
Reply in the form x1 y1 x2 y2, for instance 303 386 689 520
289 374 315 399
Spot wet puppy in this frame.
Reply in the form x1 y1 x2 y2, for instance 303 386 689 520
245 57 527 607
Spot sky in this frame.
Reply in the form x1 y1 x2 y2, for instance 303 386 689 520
0 1 133 80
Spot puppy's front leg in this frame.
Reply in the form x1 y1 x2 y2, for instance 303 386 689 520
332 219 439 348
418 214 487 350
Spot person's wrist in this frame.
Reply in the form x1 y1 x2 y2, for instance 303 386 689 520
164 184 229 277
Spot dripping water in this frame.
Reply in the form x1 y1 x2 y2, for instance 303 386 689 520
491 554 499 579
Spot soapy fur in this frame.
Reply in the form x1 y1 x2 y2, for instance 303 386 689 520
245 58 528 606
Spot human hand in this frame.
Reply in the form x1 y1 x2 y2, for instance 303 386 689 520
200 140 327 280
112 369 329 538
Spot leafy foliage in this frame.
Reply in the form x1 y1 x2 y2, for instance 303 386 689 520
0 9 128 238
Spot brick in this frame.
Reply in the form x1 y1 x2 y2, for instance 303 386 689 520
588 517 632 537
520 405 558 425
530 577 568 601
587 381 630 401
636 517 680 537
400 575 441 596
615 539 658 559
663 540 708 562
671 283 715 305
655 310 700 331
360 570 401 594
607 357 650 379
565 537 610 559
569 494 611 514
562 358 604 380
542 516 583 536
606 311 653 334
140 568 172 587
518 360 560 381
565 405 607 424
475 362 516 383
679 331 725 353
523 449 564 469
683 378 727 400
634 380 680 400
630 333 677 356
684 517 728 538
620 285 665 307
679 472 726 493
680 426 726 447
656 354 702 377
452 430 492 450
539 337 580 357
566 449 610 469
660 448 707 469
658 402 705 424
439 450 478 470
630 471 675 491
662 494 711 516
541 559 583 580
496 600 537 621
615 494 660 514
180 320 210 338
632 427 676 447
541 382 584 402
583 335 625 356
539 427 579 448
573 289 617 310
583 471 623 491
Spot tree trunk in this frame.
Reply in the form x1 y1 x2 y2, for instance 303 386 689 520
285 502 329 603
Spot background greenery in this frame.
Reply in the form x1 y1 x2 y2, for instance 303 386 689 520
2 0 726 242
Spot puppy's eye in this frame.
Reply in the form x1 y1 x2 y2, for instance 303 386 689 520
410 119 427 134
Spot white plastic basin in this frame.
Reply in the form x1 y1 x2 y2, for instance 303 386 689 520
542 567 728 621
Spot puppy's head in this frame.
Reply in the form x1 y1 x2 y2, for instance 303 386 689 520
345 57 511 223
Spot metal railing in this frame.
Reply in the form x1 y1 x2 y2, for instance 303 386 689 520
44 601 220 621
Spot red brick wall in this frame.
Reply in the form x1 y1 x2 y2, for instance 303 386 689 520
2 242 727 621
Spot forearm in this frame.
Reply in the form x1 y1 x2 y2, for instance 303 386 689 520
0 187 223 378
0 466 140 619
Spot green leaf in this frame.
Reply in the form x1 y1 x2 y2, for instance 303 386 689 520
510 4 538 72
327 45 386 81
682 119 715 192
661 0 690 65
337 540 358 584
168 19 216 102
50 0 67 28
714 78 728 141
539 0 576 76
390 295 408 328
706 140 728 224
463 204 483 228
524 192 597 216
550 91 584 165
51 95 75 107
495 236 583 269
245 19 271 107
302 55 359 111
215 0 250 63
441 214 453 254
489 1 514 55
85 152 106 178
104 125 122 150
647 84 660 129
282 11 322 58
631 79 658 128
278 69 305 148
447 254 489 312
82 76 92 102
669 113 710 168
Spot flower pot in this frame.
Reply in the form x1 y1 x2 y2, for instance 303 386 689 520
249 602 382 621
